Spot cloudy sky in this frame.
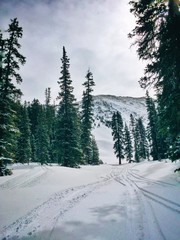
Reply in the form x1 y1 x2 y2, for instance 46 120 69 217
0 0 147 103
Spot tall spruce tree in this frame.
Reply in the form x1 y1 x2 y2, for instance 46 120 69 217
81 69 96 164
111 111 124 165
0 18 26 158
124 123 133 163
44 88 56 163
146 92 159 160
135 118 149 161
16 102 31 164
129 0 180 160
56 46 82 167
129 114 136 160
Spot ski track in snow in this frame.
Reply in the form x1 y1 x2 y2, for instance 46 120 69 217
0 170 113 240
0 163 180 240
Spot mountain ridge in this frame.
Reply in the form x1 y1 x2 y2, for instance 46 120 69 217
92 94 148 163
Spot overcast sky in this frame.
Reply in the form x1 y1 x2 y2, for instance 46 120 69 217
0 0 147 103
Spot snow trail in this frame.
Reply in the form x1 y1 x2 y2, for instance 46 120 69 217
0 162 179 240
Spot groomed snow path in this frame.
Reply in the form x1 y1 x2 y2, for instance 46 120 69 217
0 161 180 240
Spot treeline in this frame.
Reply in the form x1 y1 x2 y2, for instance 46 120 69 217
0 19 101 167
111 91 180 164
111 111 148 164
129 0 180 161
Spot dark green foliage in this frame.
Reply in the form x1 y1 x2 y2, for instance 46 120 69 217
27 99 41 137
170 134 180 161
91 136 100 165
124 124 133 163
30 134 37 162
129 0 180 160
35 106 50 165
81 69 97 164
56 47 82 167
16 103 31 164
129 114 136 161
0 18 26 158
146 92 159 160
135 118 149 162
111 111 124 165
44 88 56 163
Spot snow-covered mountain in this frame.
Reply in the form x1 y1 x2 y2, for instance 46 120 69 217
92 95 148 164
93 94 147 126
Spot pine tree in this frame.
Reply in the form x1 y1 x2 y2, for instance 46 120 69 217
44 88 56 163
129 0 180 160
111 111 124 165
129 114 136 161
0 18 26 158
81 69 96 164
135 118 149 162
30 134 37 162
91 136 100 165
16 102 31 164
146 92 160 160
35 106 50 165
124 123 133 163
56 46 82 167
27 99 41 137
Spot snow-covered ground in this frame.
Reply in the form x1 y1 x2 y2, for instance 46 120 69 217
0 95 179 240
0 160 180 240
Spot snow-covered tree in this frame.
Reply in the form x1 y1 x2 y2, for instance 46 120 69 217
124 123 133 163
129 0 180 160
56 46 82 167
81 69 97 164
111 111 124 165
0 18 26 159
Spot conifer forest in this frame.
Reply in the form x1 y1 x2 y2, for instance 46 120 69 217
0 0 180 170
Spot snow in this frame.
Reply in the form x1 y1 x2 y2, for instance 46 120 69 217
0 161 180 240
0 95 180 240
92 95 148 164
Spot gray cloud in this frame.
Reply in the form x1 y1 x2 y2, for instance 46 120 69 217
0 0 147 103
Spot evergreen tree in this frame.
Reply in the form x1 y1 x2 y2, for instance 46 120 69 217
0 18 26 158
35 106 50 165
27 99 41 137
81 69 96 164
170 133 180 161
124 123 133 163
44 88 56 163
129 0 180 160
16 102 31 164
30 134 37 162
135 118 149 162
129 114 136 161
111 111 124 165
56 46 82 167
91 136 100 165
146 92 159 160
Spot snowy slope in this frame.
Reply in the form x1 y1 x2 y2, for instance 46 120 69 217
93 95 147 125
0 161 179 240
92 95 147 164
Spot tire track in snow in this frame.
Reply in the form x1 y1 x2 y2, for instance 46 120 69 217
126 167 179 240
127 169 180 213
128 170 175 187
111 165 145 240
0 174 113 240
